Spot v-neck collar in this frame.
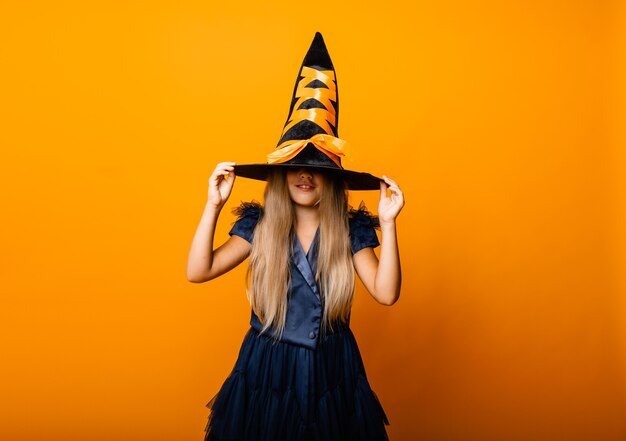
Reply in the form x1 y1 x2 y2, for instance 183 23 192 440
297 225 320 258
292 226 321 300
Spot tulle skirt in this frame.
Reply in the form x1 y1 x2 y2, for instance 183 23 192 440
203 324 390 441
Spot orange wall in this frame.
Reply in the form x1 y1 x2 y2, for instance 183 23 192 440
1 1 625 440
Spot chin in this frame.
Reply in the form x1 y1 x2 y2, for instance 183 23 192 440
290 194 321 207
292 200 319 208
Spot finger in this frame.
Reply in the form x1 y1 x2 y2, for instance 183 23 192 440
214 166 234 178
216 168 232 179
382 174 396 183
392 195 405 207
379 180 389 200
382 183 399 195
212 170 225 179
385 176 400 190
382 175 400 188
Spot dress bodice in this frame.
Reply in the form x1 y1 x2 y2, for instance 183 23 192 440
227 200 380 350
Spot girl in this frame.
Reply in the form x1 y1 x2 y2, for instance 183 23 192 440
187 32 404 440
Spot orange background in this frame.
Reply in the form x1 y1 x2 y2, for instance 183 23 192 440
1 1 625 440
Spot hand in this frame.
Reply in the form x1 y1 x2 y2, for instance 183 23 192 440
208 161 236 209
378 175 404 225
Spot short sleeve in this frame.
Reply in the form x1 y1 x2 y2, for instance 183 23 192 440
348 202 381 254
228 200 264 244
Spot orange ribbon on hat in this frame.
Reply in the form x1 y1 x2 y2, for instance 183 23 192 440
266 133 352 167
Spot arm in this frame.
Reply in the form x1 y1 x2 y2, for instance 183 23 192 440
353 222 401 306
186 161 251 283
353 175 404 306
186 202 251 283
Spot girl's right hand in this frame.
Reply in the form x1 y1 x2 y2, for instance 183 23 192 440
207 161 236 209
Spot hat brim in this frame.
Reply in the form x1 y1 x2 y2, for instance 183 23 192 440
233 163 382 191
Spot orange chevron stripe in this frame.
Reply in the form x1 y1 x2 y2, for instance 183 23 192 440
280 66 337 137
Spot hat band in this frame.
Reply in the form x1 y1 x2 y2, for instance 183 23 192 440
267 133 351 167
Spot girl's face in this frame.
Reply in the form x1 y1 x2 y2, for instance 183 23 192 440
286 167 324 207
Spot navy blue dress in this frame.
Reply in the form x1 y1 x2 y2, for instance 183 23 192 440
203 200 390 441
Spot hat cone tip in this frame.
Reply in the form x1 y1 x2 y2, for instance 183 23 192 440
312 32 326 46
302 31 332 70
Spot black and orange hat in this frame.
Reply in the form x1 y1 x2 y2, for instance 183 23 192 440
232 32 382 190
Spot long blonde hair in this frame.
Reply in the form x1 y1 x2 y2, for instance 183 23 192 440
244 168 356 339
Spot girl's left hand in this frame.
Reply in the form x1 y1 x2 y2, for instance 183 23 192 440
378 175 405 225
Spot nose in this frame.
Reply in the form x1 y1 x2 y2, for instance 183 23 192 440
298 168 312 179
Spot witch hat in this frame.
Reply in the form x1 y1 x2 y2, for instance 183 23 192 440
233 32 382 190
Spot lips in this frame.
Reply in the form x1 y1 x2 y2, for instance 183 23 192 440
296 183 316 191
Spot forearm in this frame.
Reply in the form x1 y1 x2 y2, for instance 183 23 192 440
374 221 401 305
186 202 221 282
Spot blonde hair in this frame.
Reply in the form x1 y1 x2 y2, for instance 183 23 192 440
244 168 356 340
